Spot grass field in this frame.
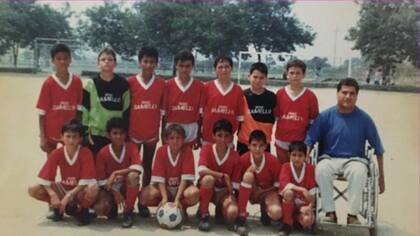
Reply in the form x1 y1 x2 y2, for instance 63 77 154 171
0 73 418 236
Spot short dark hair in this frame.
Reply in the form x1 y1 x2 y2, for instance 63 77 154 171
213 55 233 68
337 78 359 94
286 59 306 74
165 123 186 139
249 130 267 144
138 46 159 63
212 119 233 135
98 47 117 63
50 43 71 59
106 117 127 133
249 62 268 76
174 50 195 66
288 141 307 154
61 119 84 136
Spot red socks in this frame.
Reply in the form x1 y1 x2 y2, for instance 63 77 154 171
282 200 294 225
199 187 213 215
238 183 252 216
125 185 139 212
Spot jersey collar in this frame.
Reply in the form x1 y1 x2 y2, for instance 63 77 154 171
64 145 81 166
290 162 306 183
175 76 194 93
215 80 233 96
250 153 266 174
212 144 230 166
136 74 155 90
52 73 73 90
167 146 181 167
285 86 306 102
109 144 126 164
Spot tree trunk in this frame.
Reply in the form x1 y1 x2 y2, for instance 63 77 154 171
12 44 19 68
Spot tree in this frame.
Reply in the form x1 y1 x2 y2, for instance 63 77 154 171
0 3 72 67
305 56 330 70
347 1 419 77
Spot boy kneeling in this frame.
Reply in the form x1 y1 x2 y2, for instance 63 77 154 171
93 118 142 228
278 141 316 235
28 120 98 225
234 130 282 235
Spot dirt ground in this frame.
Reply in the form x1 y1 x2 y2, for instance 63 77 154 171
0 73 418 236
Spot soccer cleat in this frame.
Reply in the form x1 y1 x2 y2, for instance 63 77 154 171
233 216 248 235
198 214 211 231
47 208 63 222
75 207 91 226
214 206 224 225
260 209 271 226
122 211 134 228
64 204 78 217
137 203 150 218
278 223 292 236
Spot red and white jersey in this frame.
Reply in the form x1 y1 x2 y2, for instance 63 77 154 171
239 152 281 189
202 80 244 143
36 74 83 142
198 143 241 189
274 87 318 146
128 75 165 142
163 77 204 124
95 142 143 186
37 145 96 191
151 145 195 187
278 162 316 199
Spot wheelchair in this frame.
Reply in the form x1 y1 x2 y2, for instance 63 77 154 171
311 143 379 236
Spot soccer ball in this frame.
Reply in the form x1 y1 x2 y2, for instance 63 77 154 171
156 202 183 229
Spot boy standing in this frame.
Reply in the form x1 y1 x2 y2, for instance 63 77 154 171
201 56 244 144
28 120 98 225
79 48 130 156
234 130 282 235
274 60 319 163
36 43 82 154
278 141 316 235
197 119 241 231
237 62 276 155
127 47 165 216
162 50 204 148
94 118 143 228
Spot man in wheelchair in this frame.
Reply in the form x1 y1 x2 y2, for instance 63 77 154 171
304 78 385 225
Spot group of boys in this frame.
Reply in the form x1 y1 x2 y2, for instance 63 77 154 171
29 43 321 235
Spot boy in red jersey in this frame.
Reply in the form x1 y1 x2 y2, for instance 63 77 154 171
36 43 82 154
162 50 204 148
138 124 199 220
127 47 165 217
278 141 316 235
201 56 244 144
274 60 319 163
93 118 143 228
197 119 241 231
28 120 98 225
234 130 282 235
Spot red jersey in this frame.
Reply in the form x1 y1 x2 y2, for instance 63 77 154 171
198 143 242 190
278 162 316 199
151 145 195 187
128 75 165 142
202 80 244 143
95 142 143 186
274 87 318 147
37 146 96 191
36 74 83 142
239 152 281 189
163 77 204 123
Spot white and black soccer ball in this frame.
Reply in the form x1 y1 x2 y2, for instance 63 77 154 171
156 202 182 229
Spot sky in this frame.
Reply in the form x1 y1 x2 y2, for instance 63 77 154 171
38 0 362 65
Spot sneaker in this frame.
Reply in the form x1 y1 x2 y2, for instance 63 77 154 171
65 204 78 217
107 205 118 220
122 211 134 228
137 203 150 218
198 214 211 231
233 216 248 235
347 215 361 225
278 223 292 236
260 209 271 226
322 212 337 223
75 207 91 226
46 208 63 222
